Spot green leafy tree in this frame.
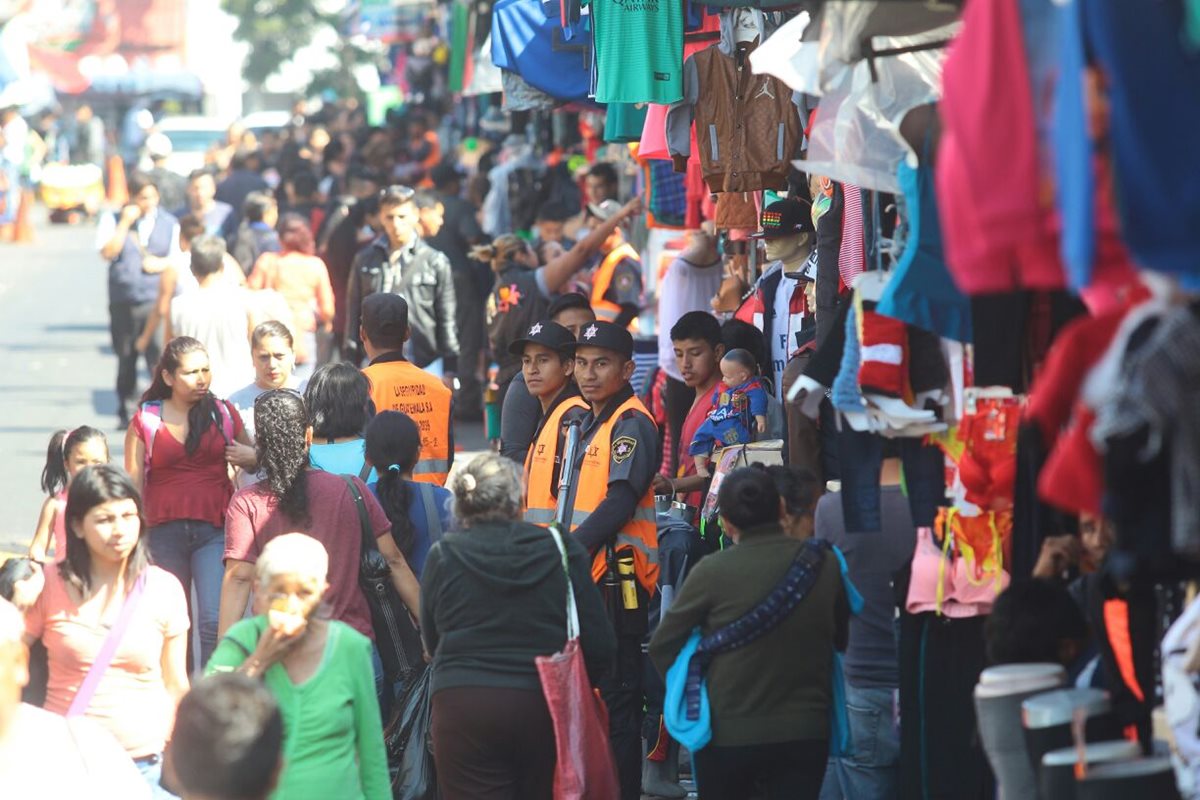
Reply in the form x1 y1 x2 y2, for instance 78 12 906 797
220 0 340 85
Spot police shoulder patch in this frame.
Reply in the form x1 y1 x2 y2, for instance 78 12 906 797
611 436 637 464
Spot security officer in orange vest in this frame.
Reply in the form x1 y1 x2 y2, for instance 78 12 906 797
585 200 643 329
359 293 454 485
564 319 659 800
509 320 589 524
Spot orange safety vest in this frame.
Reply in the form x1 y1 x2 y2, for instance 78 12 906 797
362 358 453 485
590 242 640 328
524 394 589 527
568 394 659 593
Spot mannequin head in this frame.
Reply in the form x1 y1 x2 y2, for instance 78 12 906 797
764 232 810 264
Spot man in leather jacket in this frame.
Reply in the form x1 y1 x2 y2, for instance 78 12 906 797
344 185 460 389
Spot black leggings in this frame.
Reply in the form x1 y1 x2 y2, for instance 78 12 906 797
693 738 829 800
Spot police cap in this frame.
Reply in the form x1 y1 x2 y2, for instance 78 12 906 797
568 320 634 359
507 320 576 356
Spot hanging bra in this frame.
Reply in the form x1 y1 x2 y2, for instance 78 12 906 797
906 509 1011 618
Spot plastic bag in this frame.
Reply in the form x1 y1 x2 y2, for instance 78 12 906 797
387 667 438 800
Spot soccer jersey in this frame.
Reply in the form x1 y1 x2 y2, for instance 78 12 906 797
587 0 683 104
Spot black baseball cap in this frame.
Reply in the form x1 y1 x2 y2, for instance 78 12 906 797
567 320 634 359
361 293 409 343
507 320 576 356
749 198 815 239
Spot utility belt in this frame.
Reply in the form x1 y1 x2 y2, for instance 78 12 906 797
600 543 649 637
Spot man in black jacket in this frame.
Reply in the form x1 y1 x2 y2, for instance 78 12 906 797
344 185 460 389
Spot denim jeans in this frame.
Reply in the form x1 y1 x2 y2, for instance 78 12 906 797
149 520 224 670
135 754 180 799
818 683 900 800
837 429 945 532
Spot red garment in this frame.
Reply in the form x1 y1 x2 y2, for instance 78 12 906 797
225 471 389 640
937 0 1065 293
957 399 1021 511
675 391 712 511
134 408 244 528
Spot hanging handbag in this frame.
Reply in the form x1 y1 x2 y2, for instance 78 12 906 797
535 525 621 800
341 476 425 684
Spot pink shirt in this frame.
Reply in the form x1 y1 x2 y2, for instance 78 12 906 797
225 471 390 640
25 566 190 758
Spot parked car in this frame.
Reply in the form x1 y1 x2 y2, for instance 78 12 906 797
155 116 228 176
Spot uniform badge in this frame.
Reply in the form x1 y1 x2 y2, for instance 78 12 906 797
615 271 635 292
612 436 637 464
584 324 599 339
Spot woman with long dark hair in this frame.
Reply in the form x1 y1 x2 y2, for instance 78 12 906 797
220 390 420 651
124 336 252 667
303 362 376 481
364 411 453 579
246 214 335 379
25 464 190 797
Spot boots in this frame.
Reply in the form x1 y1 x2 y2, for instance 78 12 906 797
642 737 686 799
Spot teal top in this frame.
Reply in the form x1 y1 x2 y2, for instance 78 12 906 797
207 617 390 800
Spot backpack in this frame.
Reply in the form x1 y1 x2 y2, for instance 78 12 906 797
138 399 235 481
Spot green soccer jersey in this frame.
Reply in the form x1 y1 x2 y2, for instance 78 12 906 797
588 0 683 104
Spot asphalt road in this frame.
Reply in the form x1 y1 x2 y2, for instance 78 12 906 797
0 211 488 554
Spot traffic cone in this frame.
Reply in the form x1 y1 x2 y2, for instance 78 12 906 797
107 154 128 207
12 188 35 243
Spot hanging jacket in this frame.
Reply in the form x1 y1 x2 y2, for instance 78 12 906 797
665 10 801 194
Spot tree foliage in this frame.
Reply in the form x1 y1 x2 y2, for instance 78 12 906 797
220 0 340 85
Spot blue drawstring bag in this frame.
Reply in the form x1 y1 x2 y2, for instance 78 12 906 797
829 545 864 758
663 628 711 752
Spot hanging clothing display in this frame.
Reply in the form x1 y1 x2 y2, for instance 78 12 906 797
1073 0 1200 285
492 0 593 103
603 103 648 143
877 158 972 343
583 0 683 104
665 10 801 194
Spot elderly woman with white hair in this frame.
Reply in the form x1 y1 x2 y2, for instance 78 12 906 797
420 454 616 800
207 533 390 800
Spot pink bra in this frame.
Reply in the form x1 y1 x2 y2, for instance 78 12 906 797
907 519 1010 618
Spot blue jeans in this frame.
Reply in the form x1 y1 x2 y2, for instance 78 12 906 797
819 683 900 800
135 754 179 799
149 520 224 670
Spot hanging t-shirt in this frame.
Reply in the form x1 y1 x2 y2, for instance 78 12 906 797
771 271 799 400
586 0 683 104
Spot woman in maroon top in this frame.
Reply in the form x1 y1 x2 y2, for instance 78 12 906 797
124 336 252 668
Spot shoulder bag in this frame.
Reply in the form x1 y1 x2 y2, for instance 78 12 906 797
67 573 148 717
535 525 621 800
341 475 425 683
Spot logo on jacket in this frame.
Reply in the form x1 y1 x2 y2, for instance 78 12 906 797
754 81 776 101
612 436 637 464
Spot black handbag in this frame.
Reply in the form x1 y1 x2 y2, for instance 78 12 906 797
341 476 425 684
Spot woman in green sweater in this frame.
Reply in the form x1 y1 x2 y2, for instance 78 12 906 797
207 533 390 800
649 467 848 800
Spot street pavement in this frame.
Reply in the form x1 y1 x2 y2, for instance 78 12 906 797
0 210 487 555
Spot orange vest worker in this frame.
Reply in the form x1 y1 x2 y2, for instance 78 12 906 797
568 392 660 593
363 354 452 485
590 242 641 328
524 393 589 527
